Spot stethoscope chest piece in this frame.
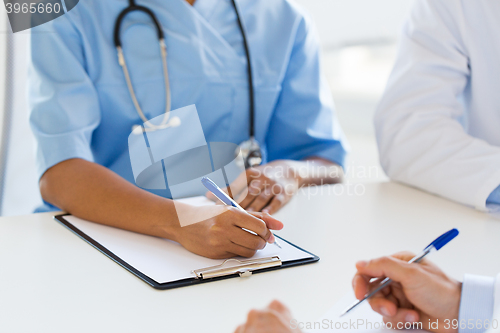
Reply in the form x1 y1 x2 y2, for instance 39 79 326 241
237 137 262 169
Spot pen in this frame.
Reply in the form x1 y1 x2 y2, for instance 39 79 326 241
201 176 282 249
340 228 459 317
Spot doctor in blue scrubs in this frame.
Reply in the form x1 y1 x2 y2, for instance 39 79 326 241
29 0 348 259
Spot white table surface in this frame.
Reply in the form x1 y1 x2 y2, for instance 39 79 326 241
1 181 500 333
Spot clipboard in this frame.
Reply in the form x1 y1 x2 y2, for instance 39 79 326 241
54 214 319 290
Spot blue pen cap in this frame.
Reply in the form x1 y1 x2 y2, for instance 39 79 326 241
425 228 459 251
201 176 234 206
201 177 214 187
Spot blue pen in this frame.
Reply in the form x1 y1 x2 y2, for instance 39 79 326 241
201 176 282 249
340 228 459 316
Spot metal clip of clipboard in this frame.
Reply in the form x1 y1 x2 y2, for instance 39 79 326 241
192 256 282 279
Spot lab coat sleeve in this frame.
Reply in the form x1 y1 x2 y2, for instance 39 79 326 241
494 274 500 329
485 274 500 333
265 14 348 168
459 274 495 333
29 13 100 180
374 0 500 210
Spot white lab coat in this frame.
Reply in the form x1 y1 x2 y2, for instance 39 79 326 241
375 0 500 211
490 275 500 332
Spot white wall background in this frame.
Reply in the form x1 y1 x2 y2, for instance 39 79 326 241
294 0 413 48
0 0 414 216
0 31 41 217
295 0 414 186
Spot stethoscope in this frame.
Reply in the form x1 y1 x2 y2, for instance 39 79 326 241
114 0 262 169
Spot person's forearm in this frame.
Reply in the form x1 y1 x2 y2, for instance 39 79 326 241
40 158 180 241
288 157 343 187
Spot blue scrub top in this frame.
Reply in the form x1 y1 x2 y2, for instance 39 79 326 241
29 0 348 211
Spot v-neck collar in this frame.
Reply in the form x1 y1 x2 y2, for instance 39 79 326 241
169 0 246 66
192 0 219 23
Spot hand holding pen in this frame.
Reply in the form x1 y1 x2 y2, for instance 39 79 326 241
202 177 283 249
347 229 461 333
175 202 283 259
168 175 284 259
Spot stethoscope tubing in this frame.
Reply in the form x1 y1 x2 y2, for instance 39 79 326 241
113 0 261 165
114 3 164 48
230 0 255 140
